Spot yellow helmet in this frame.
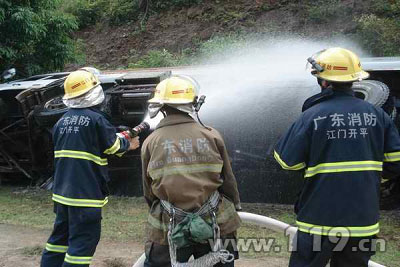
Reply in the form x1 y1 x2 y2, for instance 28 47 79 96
148 75 199 104
310 47 369 82
63 70 100 100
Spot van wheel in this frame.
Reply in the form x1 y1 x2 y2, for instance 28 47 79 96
352 80 390 108
33 96 68 128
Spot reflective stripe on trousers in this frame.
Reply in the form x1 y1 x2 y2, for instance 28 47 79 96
45 243 68 253
52 193 108 208
41 204 101 267
65 254 93 265
296 220 380 237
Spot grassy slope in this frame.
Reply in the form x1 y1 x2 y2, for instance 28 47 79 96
71 0 388 70
0 186 399 265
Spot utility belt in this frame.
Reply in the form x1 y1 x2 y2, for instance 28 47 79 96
161 191 234 267
161 191 219 248
161 191 220 222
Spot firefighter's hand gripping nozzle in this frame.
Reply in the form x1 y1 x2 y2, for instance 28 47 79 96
117 121 150 140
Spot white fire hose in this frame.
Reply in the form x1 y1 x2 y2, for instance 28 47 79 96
132 212 386 267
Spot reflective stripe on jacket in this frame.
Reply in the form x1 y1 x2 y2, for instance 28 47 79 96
52 108 129 207
274 90 400 237
141 113 241 244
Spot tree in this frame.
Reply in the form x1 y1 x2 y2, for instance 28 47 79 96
0 0 78 77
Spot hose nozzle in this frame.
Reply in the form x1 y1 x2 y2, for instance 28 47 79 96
131 121 150 137
117 121 150 139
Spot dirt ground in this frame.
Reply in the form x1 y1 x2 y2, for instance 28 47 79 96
0 224 287 267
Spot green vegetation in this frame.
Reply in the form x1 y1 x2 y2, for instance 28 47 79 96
61 0 203 27
305 0 349 23
117 0 400 69
107 0 141 25
0 186 399 266
126 34 249 69
0 0 78 76
195 34 249 61
357 14 400 56
302 0 400 56
61 0 104 28
356 0 400 56
0 187 148 241
368 0 400 16
74 38 88 66
151 0 203 11
61 0 140 27
2 0 399 75
128 49 181 68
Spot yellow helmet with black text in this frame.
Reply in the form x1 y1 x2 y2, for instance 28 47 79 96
310 47 369 82
63 70 100 100
148 75 199 104
147 75 200 118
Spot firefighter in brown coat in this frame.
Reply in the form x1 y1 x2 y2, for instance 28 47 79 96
141 75 241 267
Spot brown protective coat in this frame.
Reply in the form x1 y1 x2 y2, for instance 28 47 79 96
141 113 241 244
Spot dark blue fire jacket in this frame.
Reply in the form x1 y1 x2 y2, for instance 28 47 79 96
52 108 130 208
274 89 400 237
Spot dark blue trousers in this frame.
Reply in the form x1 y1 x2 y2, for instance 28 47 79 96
289 231 376 267
41 203 102 267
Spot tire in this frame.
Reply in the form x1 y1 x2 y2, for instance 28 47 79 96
352 80 397 119
352 80 390 108
33 95 113 128
354 80 400 210
33 96 68 128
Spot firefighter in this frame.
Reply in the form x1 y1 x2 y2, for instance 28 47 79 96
141 75 242 267
274 47 400 267
41 69 140 267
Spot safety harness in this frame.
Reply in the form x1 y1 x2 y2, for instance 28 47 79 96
161 192 234 267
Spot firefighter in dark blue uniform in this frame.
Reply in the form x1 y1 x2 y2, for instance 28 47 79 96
41 69 140 266
274 48 400 267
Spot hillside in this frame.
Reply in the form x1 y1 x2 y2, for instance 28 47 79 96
69 0 400 70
